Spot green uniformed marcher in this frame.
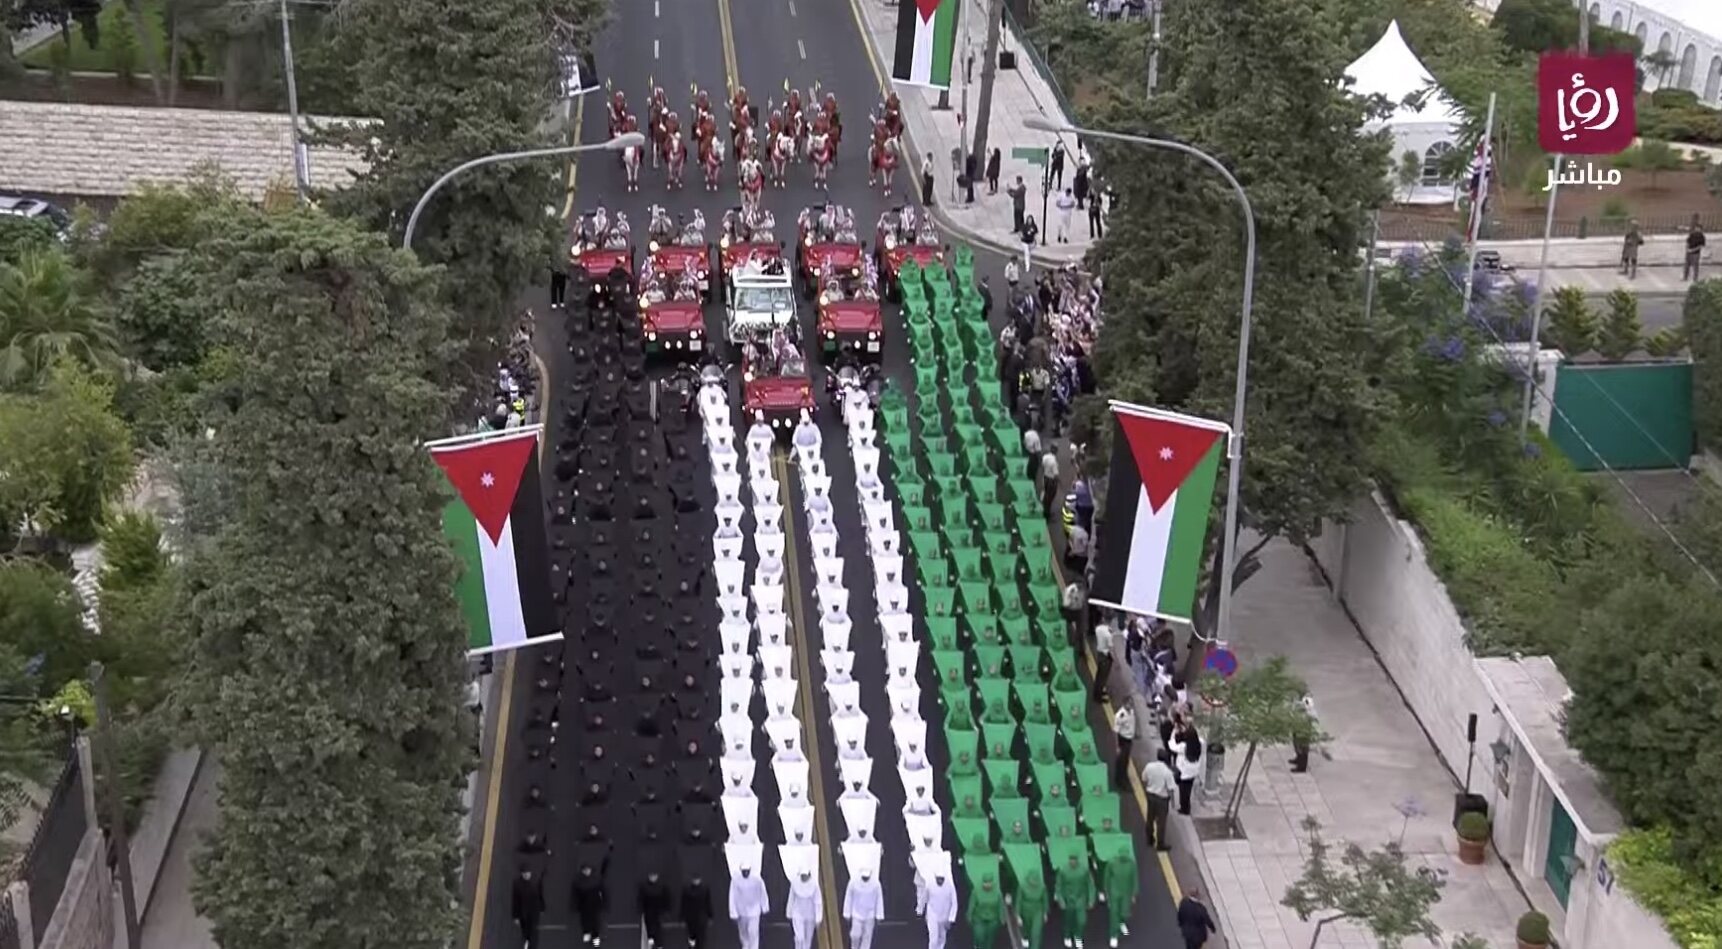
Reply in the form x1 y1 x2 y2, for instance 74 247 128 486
970 870 1005 948
1054 851 1094 948
1102 852 1136 947
1017 870 1050 949
951 748 980 777
982 697 1013 725
1052 657 1083 692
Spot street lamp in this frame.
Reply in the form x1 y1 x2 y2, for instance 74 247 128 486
402 132 647 251
1023 115 1258 648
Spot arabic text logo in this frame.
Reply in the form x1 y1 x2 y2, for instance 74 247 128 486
1543 159 1622 193
1538 52 1636 154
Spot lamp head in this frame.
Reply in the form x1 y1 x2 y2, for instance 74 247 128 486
607 131 648 150
1023 115 1065 134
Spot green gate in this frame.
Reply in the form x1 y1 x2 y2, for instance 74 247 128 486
1549 361 1694 471
1545 800 1578 908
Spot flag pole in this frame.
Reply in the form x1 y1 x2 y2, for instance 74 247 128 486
423 424 545 451
1460 92 1497 320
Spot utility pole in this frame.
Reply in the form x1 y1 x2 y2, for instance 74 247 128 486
279 0 310 202
969 0 1006 180
91 663 140 949
1146 0 1162 99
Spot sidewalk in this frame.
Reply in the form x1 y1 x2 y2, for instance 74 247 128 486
851 0 1098 265
138 759 217 949
1106 538 1530 949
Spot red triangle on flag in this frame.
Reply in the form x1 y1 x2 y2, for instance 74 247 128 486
914 0 940 21
431 434 538 544
1115 409 1224 514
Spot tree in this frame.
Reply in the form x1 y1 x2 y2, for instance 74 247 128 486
1543 286 1599 355
1199 657 1322 825
0 559 101 691
1599 287 1642 360
179 205 473 949
0 216 58 266
0 361 135 545
97 514 179 714
1644 49 1679 88
1492 0 1641 57
1612 139 1685 189
1085 0 1392 636
1395 150 1421 203
0 248 122 391
1282 816 1447 949
1684 279 1722 449
99 510 165 592
116 253 209 372
321 0 587 382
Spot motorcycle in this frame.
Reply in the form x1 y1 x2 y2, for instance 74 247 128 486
828 362 883 424
660 364 701 420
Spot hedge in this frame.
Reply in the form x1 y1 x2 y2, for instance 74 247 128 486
1685 280 1722 451
1610 828 1722 949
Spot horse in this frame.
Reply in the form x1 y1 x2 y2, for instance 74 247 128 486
739 158 764 215
665 133 688 190
868 138 897 196
700 138 725 192
622 138 643 192
809 132 833 191
734 128 758 185
648 102 668 168
768 132 794 188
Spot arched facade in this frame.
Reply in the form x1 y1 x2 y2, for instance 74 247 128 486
1680 43 1699 88
1591 0 1722 100
1708 55 1722 101
1421 142 1456 188
1609 10 1623 29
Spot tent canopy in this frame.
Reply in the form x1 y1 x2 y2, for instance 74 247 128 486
1343 20 1462 128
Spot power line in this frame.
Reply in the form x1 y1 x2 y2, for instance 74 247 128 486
1390 236 1722 590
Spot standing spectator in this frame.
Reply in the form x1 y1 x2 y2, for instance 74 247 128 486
986 148 1002 194
1177 889 1218 949
1091 618 1114 704
550 258 569 310
1021 215 1040 270
1111 704 1137 788
1040 447 1061 518
1004 255 1020 288
1061 577 1088 649
1074 160 1090 209
921 154 936 206
1055 188 1076 243
1008 177 1028 234
1050 141 1067 189
979 275 994 320
1621 219 1644 278
1170 726 1203 815
1686 216 1707 281
1065 518 1090 571
1023 428 1043 481
965 150 978 203
1088 192 1104 240
1290 692 1318 773
1141 750 1176 851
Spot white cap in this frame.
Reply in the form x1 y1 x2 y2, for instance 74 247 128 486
906 811 943 852
722 793 760 842
780 843 820 882
779 802 817 845
843 841 884 881
911 849 952 885
726 842 766 877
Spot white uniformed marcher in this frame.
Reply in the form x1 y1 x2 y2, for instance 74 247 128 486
868 528 899 558
887 679 922 722
892 718 927 760
714 508 743 542
862 501 894 540
720 648 752 682
900 766 938 816
750 475 780 508
820 600 851 646
719 595 748 624
815 582 847 619
758 646 794 682
747 413 774 453
723 732 752 762
709 440 739 479
752 583 785 616
726 843 769 949
885 641 919 682
722 793 760 842
756 554 786 587
721 756 756 796
699 384 729 420
715 560 747 599
720 677 753 718
762 678 798 722
905 810 943 854
821 647 855 685
842 842 886 949
714 531 744 563
779 802 817 847
802 470 833 501
766 719 806 763
720 714 755 754
755 531 786 561
780 844 823 949
873 554 905 588
839 791 879 844
838 755 873 794
814 556 844 589
827 680 863 719
713 471 743 506
806 492 836 531
757 613 788 648
915 851 958 949
833 715 869 760
755 502 784 534
719 617 751 652
880 613 914 646
875 579 911 615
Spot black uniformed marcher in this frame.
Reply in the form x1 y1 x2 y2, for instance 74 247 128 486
512 868 545 948
571 841 609 946
679 846 716 949
637 846 673 948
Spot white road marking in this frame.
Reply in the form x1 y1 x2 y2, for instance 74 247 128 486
789 0 797 14
654 0 660 15
798 39 807 59
654 39 661 58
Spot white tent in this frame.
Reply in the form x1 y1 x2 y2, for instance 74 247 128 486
1345 20 1465 206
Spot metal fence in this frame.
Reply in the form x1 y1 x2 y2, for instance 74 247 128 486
1382 210 1722 244
0 888 20 949
18 750 86 946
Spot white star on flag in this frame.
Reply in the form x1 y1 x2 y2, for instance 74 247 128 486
1159 447 1173 461
480 472 495 488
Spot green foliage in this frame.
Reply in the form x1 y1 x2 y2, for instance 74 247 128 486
0 216 58 266
1199 656 1321 749
1685 280 1722 448
1281 816 1447 947
1599 195 1631 221
1600 287 1643 360
1397 150 1421 200
1516 911 1551 944
1493 0 1641 57
179 205 472 949
1024 0 1150 115
1641 91 1722 147
1613 139 1687 188
1544 286 1599 356
99 510 164 592
320 0 575 374
90 173 244 281
1609 828 1722 949
115 252 209 371
0 248 122 391
107 1 136 84
0 361 136 544
1085 0 1391 572
1645 326 1686 358
1449 935 1491 949
0 560 100 691
1456 811 1489 841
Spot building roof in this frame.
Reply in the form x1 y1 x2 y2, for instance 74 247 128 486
1474 656 1626 841
1344 20 1464 128
0 101 372 200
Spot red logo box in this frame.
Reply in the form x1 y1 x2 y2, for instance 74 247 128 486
1538 52 1637 154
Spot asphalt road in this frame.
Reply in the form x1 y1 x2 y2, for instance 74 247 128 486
472 0 1184 944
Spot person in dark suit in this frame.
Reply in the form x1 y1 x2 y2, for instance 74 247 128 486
512 868 545 948
1177 888 1218 949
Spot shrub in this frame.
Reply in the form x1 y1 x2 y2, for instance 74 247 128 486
1683 280 1722 448
1645 326 1687 358
1516 911 1551 944
99 511 166 593
1456 811 1489 841
1599 288 1643 360
1543 286 1598 356
1609 828 1722 949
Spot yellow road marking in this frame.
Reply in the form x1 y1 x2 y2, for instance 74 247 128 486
560 95 586 220
717 0 740 94
465 651 519 949
774 450 843 949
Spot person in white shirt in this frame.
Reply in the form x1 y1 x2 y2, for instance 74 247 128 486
1111 704 1137 789
1140 751 1176 850
922 870 958 949
1055 188 1077 243
729 865 769 949
747 412 774 453
1290 693 1317 773
1091 622 1114 705
792 409 820 451
843 868 885 949
1169 727 1203 815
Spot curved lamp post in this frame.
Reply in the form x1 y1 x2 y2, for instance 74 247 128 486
1023 115 1257 647
403 131 646 251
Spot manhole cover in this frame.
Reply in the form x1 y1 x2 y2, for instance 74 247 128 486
1191 816 1247 842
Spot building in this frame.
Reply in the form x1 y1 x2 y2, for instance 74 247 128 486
1345 20 1466 205
1583 0 1722 102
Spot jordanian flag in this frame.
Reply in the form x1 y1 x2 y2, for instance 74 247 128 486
429 428 560 655
1090 404 1231 624
893 0 958 89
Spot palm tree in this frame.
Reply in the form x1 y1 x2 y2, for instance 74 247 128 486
1644 49 1678 88
0 249 122 391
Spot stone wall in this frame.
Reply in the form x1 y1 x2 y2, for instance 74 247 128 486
36 834 110 949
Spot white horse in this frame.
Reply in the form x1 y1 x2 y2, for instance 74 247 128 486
665 133 688 190
809 132 833 191
739 157 764 215
769 132 794 188
622 140 643 192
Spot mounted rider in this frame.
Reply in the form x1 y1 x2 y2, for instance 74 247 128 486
609 90 629 137
822 93 843 149
785 88 806 143
879 91 903 139
648 85 670 163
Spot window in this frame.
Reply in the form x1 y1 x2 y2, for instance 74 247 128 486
1420 142 1456 188
1706 56 1722 102
1679 43 1698 90
1609 10 1622 30
735 285 792 313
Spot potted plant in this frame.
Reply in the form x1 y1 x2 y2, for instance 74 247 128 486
1456 811 1490 865
1516 910 1551 949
